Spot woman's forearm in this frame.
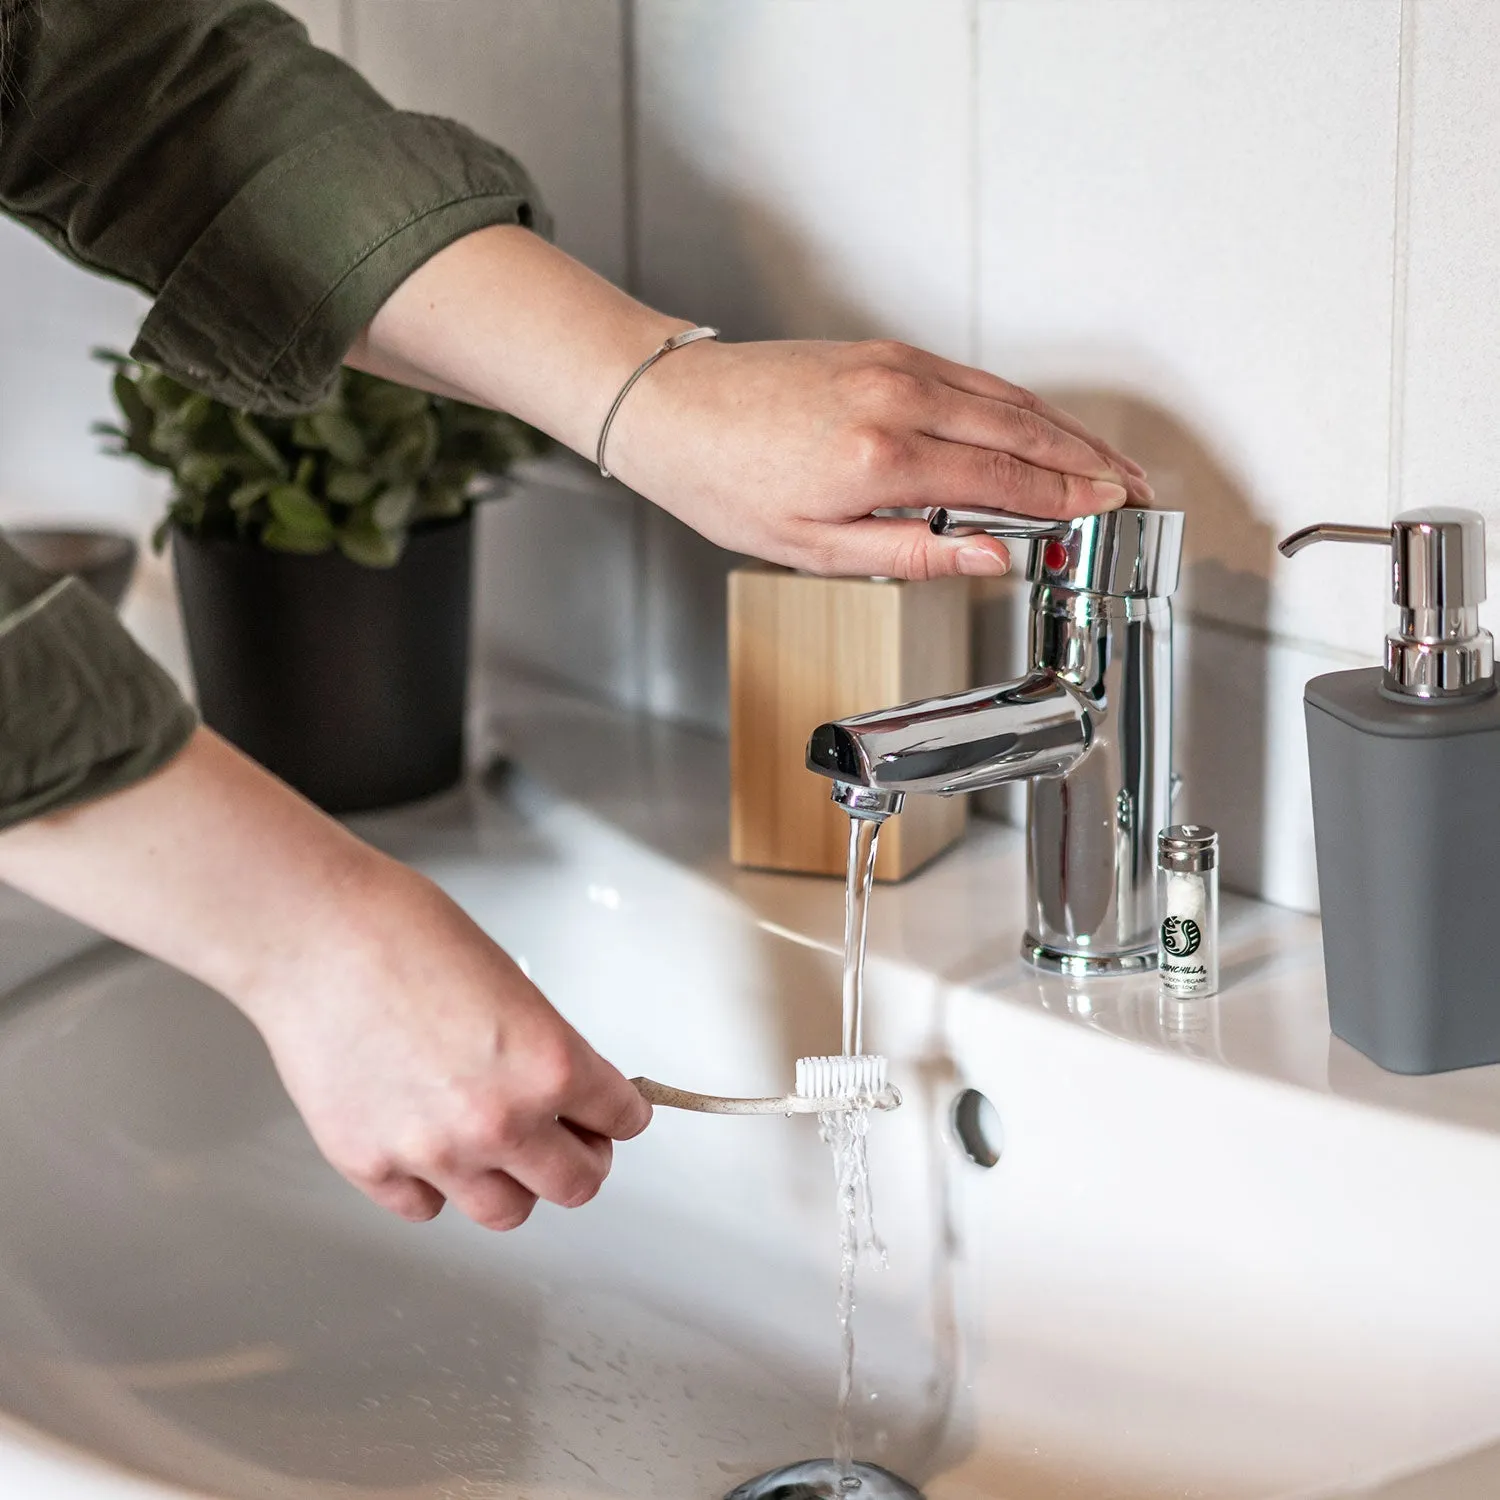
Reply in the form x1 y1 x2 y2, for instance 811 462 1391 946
0 726 652 1228
0 727 394 1015
345 225 688 456
346 225 1150 581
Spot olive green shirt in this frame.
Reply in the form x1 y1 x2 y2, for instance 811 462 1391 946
0 0 550 828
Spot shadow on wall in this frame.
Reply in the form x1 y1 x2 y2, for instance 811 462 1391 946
1042 388 1278 901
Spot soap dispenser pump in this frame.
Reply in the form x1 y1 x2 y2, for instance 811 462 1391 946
1281 506 1500 1073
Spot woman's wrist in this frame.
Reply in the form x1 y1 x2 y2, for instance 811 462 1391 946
349 225 695 458
223 835 427 1033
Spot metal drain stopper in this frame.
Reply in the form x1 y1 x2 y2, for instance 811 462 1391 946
724 1459 924 1499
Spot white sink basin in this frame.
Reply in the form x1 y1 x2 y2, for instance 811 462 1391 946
3 681 1500 1499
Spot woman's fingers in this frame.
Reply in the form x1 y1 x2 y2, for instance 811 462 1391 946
898 346 1152 495
900 433 1127 520
919 386 1130 487
501 1117 615 1209
799 517 1012 581
554 1045 654 1143
435 1169 540 1233
364 1172 446 1223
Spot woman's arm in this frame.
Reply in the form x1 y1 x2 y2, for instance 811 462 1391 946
347 225 1151 581
0 727 652 1229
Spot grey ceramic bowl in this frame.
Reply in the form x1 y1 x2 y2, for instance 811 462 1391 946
4 526 139 611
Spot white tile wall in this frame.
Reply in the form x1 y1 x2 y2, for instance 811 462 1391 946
632 0 975 356
474 456 643 708
349 0 628 284
978 0 1402 661
279 0 344 53
0 227 159 535
1174 621 1331 915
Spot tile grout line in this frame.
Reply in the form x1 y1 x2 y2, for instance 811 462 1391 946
1182 610 1377 669
966 0 982 369
1385 0 1416 524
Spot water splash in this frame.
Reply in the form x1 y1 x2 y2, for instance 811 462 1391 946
820 1097 886 1477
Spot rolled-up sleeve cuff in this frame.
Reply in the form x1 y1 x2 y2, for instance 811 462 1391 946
0 579 198 830
131 110 552 416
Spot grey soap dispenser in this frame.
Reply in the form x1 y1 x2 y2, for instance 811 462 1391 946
1281 507 1500 1073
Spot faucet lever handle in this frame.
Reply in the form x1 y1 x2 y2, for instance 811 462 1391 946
927 507 1071 540
1277 522 1391 557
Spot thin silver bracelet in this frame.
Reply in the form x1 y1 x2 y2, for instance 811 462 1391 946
596 326 719 478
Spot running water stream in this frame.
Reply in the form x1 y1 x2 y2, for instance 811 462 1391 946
824 814 887 1481
841 816 882 1057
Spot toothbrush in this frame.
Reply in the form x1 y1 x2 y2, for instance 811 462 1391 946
632 1054 900 1115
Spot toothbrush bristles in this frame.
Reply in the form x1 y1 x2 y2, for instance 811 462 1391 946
795 1053 889 1104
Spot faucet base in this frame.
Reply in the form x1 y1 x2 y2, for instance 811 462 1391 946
1023 936 1159 977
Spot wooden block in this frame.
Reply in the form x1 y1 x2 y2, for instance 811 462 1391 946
728 567 971 881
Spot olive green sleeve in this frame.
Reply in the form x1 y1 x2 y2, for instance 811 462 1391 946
0 538 197 831
0 0 552 415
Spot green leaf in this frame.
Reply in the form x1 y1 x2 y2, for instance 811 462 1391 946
267 483 335 544
138 367 194 414
151 516 173 553
350 377 430 424
326 465 377 505
374 411 440 482
262 519 333 555
294 454 318 490
177 452 227 493
112 369 155 439
371 481 417 531
414 480 468 521
91 347 130 368
310 409 367 466
171 491 207 532
228 478 275 513
173 392 214 433
336 517 403 568
230 410 289 477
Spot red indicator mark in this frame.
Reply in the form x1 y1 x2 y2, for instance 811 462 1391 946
1042 540 1070 573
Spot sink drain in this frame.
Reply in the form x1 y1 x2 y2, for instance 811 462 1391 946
724 1459 924 1499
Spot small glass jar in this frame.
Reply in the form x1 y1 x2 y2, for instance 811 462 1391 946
1157 825 1219 998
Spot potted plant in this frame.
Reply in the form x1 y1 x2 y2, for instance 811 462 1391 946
96 353 548 812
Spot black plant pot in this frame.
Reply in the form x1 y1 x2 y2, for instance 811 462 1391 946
172 514 474 814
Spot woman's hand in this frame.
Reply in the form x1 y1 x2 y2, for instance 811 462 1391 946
604 335 1151 579
251 861 649 1228
0 728 650 1228
349 225 1152 580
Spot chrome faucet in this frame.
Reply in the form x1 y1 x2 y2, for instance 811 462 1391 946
807 506 1185 975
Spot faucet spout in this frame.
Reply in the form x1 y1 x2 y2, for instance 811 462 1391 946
829 780 905 821
806 670 1093 798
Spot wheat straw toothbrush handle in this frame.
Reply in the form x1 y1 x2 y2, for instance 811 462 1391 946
631 1077 900 1115
632 1077 808 1114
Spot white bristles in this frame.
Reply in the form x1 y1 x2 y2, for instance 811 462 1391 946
795 1054 888 1103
